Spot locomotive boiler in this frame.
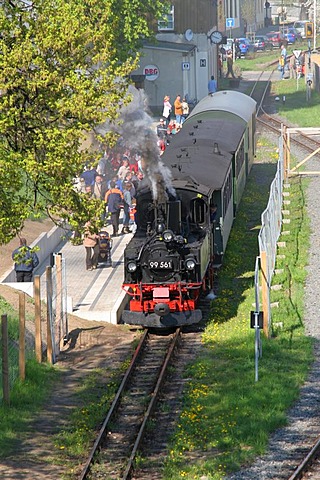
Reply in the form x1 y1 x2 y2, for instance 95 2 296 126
121 90 256 328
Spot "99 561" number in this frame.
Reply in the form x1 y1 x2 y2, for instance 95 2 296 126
149 261 172 269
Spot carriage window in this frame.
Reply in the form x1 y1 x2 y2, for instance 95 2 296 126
235 139 245 176
222 169 233 217
190 197 207 224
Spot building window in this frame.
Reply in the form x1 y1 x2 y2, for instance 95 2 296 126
158 4 174 31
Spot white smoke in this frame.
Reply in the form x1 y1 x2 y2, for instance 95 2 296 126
116 85 175 202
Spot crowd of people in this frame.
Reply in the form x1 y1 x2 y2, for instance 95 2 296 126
78 151 144 236
156 93 191 154
72 146 147 270
278 43 306 80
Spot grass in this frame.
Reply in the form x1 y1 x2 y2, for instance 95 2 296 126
164 172 312 479
271 78 320 125
0 359 58 457
161 83 314 478
0 296 58 456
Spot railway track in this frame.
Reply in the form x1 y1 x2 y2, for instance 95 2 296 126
248 67 320 165
78 328 183 479
258 112 320 156
289 436 320 479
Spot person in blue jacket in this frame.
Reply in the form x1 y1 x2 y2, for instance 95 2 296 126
12 238 39 282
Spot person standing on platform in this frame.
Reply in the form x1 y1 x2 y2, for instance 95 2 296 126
105 180 124 237
12 238 39 282
92 174 108 201
208 75 217 95
174 94 183 128
225 51 235 78
162 95 172 127
181 98 189 124
156 118 167 140
83 222 99 270
122 182 133 234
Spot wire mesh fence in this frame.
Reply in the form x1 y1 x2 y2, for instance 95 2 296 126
256 133 284 336
46 254 68 364
0 253 68 403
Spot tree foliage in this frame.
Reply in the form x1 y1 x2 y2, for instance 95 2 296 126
0 0 167 243
241 0 256 27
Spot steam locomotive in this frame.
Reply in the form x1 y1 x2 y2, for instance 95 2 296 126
121 90 256 328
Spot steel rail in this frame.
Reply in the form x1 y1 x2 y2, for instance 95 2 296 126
257 114 320 156
122 327 181 479
79 329 149 479
288 436 320 479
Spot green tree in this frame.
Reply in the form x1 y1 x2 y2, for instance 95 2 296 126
0 0 167 243
241 0 255 31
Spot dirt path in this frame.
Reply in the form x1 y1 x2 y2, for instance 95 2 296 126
0 316 138 479
0 220 139 479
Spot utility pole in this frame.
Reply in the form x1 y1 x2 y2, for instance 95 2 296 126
313 0 317 51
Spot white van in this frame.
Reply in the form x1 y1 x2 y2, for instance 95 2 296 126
293 20 309 39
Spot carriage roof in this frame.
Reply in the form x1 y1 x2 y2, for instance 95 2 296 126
186 90 256 124
161 121 239 192
168 118 246 154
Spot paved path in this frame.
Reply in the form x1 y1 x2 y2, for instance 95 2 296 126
47 220 134 323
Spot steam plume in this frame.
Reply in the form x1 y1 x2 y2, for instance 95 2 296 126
117 85 175 202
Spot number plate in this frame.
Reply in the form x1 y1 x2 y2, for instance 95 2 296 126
148 260 173 269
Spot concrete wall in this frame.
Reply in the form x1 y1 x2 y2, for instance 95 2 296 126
1 225 69 285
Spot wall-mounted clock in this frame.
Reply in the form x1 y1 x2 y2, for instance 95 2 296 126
210 31 223 44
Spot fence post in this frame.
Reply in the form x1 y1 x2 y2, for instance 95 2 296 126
285 128 290 180
34 275 42 362
55 254 62 351
260 251 270 338
46 266 54 364
1 314 10 405
19 292 26 381
281 125 286 180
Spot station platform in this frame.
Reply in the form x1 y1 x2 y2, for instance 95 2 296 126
0 218 134 325
52 221 134 323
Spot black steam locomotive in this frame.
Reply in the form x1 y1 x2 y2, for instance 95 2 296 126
121 90 256 328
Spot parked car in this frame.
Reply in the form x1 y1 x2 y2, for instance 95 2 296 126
293 20 309 39
266 31 286 47
237 38 255 56
288 27 302 41
280 27 300 44
253 35 273 52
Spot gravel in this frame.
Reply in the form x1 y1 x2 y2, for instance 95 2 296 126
226 135 320 479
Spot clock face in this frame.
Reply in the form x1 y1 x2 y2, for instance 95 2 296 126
210 31 223 44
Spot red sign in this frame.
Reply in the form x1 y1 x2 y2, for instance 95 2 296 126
143 65 159 81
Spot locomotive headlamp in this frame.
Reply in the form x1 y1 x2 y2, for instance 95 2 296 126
163 230 174 242
127 261 137 273
156 222 165 234
185 258 196 270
